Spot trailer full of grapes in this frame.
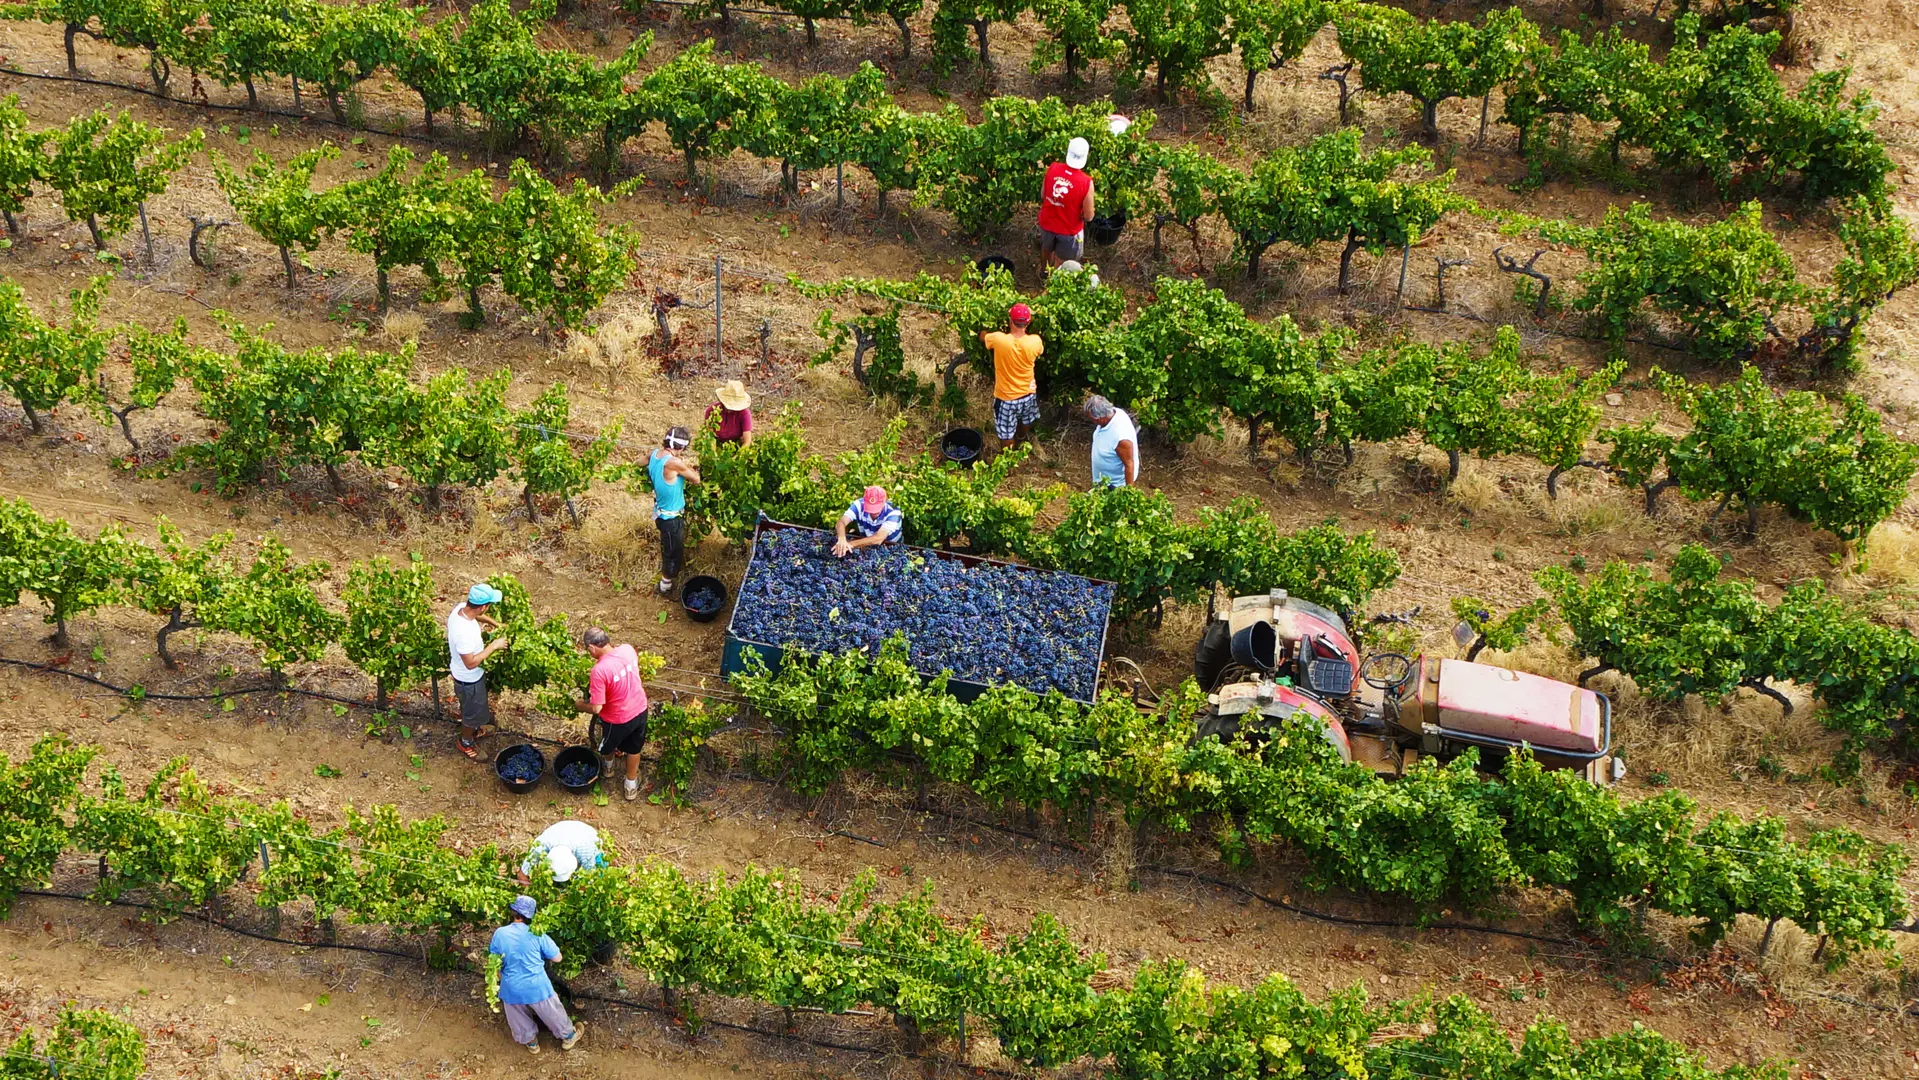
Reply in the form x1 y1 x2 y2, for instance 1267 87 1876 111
722 518 1115 704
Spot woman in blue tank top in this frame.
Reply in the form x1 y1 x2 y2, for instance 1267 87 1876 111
649 427 699 595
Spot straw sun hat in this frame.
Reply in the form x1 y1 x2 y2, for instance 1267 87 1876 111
716 380 751 411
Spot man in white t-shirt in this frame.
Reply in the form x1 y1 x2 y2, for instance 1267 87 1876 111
518 820 605 884
448 582 512 760
1084 394 1139 488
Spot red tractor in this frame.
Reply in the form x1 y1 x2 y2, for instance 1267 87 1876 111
1193 590 1622 786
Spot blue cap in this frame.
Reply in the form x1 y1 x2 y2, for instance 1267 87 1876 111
468 583 504 606
510 895 537 920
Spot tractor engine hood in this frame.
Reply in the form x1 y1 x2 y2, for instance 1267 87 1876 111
1425 658 1605 755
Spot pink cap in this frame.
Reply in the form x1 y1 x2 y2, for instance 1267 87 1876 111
1009 303 1032 325
862 486 887 512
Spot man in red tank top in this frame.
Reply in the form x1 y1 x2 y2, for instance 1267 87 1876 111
1038 137 1095 268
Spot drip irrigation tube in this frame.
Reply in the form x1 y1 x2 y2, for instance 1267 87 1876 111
0 66 453 145
20 888 428 960
0 654 577 747
1135 864 1591 948
0 655 422 712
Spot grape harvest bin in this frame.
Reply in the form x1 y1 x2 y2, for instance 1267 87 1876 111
720 517 1115 705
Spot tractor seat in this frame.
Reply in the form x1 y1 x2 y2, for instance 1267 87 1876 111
1298 634 1354 696
1305 657 1355 696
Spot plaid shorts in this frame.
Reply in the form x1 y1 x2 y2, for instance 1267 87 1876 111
993 393 1039 439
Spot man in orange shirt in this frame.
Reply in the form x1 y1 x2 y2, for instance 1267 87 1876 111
980 303 1044 452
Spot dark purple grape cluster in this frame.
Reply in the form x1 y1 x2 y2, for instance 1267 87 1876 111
558 759 599 786
732 527 1113 700
684 582 724 614
497 746 543 783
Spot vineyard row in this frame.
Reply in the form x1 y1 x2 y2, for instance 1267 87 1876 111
2 0 1912 366
0 474 1911 949
5 0 1890 204
0 1006 144 1080
687 417 1919 748
5 256 1913 548
0 102 637 330
800 269 1919 541
0 733 1856 1077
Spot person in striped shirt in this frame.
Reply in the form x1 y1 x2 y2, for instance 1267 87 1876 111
832 485 904 557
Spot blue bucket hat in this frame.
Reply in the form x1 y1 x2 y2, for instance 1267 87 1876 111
468 583 504 606
510 895 537 920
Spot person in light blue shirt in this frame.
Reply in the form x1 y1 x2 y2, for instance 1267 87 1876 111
488 895 584 1054
649 426 701 597
1085 394 1139 488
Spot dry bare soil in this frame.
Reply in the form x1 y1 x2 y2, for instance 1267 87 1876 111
3 0 1919 1075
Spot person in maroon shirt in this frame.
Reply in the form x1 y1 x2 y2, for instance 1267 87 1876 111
707 380 753 446
1038 137 1095 269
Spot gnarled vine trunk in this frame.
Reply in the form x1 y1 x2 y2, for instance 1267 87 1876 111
1641 476 1677 517
1419 97 1442 141
112 404 142 451
1244 239 1274 281
156 606 195 669
1337 229 1362 293
324 86 349 126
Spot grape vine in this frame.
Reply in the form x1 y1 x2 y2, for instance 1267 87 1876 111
0 731 1877 1075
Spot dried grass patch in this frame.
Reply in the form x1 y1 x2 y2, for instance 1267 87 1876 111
1607 678 1839 780
1862 521 1919 588
571 486 658 581
1096 804 1137 888
380 309 425 344
1446 468 1500 515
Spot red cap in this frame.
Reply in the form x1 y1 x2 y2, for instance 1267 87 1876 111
1009 303 1032 325
862 486 887 512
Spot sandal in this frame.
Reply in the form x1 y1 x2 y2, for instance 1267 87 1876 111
458 739 480 761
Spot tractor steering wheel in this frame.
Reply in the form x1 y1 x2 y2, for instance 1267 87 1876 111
1360 652 1414 692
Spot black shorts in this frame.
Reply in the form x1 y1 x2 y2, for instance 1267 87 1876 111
598 711 649 756
453 675 490 728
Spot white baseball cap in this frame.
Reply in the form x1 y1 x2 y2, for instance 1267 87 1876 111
1065 137 1090 169
548 846 579 883
1108 114 1131 136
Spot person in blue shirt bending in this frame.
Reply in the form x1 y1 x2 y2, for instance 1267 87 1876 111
833 485 905 557
488 895 584 1055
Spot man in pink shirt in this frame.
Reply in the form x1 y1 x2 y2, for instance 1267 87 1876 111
576 627 650 801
